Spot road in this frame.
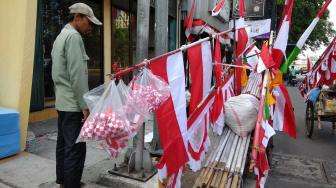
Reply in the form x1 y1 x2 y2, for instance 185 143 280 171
266 86 336 188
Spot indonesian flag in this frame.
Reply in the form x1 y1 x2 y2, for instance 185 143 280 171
272 0 294 69
257 44 275 73
212 0 225 16
280 0 333 73
187 92 215 171
210 73 234 135
187 41 213 114
149 52 188 188
272 83 296 138
245 44 261 71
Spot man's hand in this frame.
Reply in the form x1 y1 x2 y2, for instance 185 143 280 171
82 109 90 123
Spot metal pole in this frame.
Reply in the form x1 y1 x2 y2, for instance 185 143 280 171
150 0 169 155
134 0 150 172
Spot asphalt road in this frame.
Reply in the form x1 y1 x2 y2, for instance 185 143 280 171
266 86 336 188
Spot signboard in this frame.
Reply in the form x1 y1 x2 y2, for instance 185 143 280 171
233 0 265 18
245 19 271 38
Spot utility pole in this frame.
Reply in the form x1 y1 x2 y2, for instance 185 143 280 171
150 0 169 155
134 0 151 172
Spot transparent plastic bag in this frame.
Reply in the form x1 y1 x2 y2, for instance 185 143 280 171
83 81 110 111
78 80 143 143
128 68 170 118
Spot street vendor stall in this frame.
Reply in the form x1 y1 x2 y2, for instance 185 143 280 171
298 37 336 138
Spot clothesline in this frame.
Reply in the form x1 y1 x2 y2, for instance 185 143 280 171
109 27 259 79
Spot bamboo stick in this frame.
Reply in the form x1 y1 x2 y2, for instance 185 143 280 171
202 131 230 187
207 131 232 187
211 131 235 187
194 130 228 188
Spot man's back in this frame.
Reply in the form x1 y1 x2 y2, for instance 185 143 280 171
51 24 89 112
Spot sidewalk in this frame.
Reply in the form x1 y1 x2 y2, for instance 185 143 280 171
0 118 256 188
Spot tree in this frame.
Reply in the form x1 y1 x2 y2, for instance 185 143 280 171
276 0 335 52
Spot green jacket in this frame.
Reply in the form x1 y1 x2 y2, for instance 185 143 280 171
51 24 89 112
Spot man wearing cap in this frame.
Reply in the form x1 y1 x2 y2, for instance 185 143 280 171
51 3 102 188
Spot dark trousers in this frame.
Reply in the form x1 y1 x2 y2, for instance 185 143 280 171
56 111 86 188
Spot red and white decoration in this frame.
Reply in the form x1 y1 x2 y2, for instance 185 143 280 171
149 52 189 188
210 73 235 135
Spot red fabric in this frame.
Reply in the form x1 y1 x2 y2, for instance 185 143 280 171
317 0 332 18
239 0 245 17
279 84 297 138
235 59 243 94
236 27 248 57
307 58 311 72
271 48 284 69
255 151 270 188
148 55 189 182
188 44 204 113
210 88 224 123
214 37 223 85
184 0 195 29
260 44 275 69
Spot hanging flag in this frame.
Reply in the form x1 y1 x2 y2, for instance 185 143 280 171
280 0 333 73
212 0 226 16
257 43 275 73
272 0 294 69
149 52 188 188
213 37 223 85
187 92 215 171
210 73 234 135
272 83 297 138
187 41 213 114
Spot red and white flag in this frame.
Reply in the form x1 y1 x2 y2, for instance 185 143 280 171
257 44 275 73
272 83 296 138
149 52 188 188
210 73 235 135
187 41 213 114
212 0 226 16
272 0 294 68
187 92 215 171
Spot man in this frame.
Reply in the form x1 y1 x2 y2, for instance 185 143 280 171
51 3 102 188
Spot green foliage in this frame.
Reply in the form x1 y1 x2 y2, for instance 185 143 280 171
276 0 335 51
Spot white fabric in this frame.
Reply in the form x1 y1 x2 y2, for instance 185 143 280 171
273 86 285 131
273 19 290 54
297 18 319 49
201 41 213 98
167 52 188 147
246 45 261 70
331 57 336 73
261 120 276 148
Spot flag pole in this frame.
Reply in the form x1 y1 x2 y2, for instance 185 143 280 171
109 28 235 79
249 30 274 171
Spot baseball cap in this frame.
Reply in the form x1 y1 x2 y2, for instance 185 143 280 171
69 3 102 25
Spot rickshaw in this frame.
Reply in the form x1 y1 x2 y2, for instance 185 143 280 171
305 89 336 138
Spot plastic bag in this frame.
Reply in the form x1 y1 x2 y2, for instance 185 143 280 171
78 80 143 142
224 94 259 137
83 81 110 111
128 68 170 118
